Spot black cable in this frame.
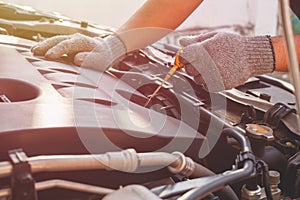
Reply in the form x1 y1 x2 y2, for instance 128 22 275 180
179 161 254 200
257 160 273 200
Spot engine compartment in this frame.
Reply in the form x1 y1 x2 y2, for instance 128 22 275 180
0 2 299 199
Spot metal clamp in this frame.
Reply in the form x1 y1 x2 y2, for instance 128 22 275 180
234 151 256 171
9 149 36 200
168 152 195 177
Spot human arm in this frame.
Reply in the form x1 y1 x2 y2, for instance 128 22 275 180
31 0 203 69
117 0 203 52
271 33 300 71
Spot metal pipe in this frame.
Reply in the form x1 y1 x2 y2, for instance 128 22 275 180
0 179 115 198
279 0 300 129
0 149 139 178
0 154 112 178
0 149 188 178
36 179 115 195
29 154 109 172
138 152 179 167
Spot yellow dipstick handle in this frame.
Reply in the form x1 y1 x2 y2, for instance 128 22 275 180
144 48 184 107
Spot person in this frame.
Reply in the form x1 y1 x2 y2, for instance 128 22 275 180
31 0 300 92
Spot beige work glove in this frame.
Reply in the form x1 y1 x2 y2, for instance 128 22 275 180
31 33 126 71
179 32 275 92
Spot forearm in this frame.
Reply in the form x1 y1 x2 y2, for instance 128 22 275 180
116 0 203 52
271 33 300 71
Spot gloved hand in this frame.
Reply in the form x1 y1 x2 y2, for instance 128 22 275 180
31 33 126 71
179 32 275 92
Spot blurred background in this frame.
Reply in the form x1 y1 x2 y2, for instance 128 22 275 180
3 0 278 35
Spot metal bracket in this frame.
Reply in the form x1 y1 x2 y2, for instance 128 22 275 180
9 149 37 200
263 103 295 128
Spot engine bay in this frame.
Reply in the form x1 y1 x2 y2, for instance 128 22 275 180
0 2 299 200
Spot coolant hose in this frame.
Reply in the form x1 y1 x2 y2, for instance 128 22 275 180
191 163 239 200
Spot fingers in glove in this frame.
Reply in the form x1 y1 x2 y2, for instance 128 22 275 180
190 73 212 93
194 73 225 93
194 74 206 86
31 35 71 56
74 51 111 72
184 64 200 77
181 42 227 92
74 52 89 66
45 34 100 59
179 32 218 47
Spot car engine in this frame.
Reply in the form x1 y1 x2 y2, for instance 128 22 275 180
0 2 299 200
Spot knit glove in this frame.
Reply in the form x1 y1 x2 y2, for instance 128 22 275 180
179 32 275 92
31 33 126 71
